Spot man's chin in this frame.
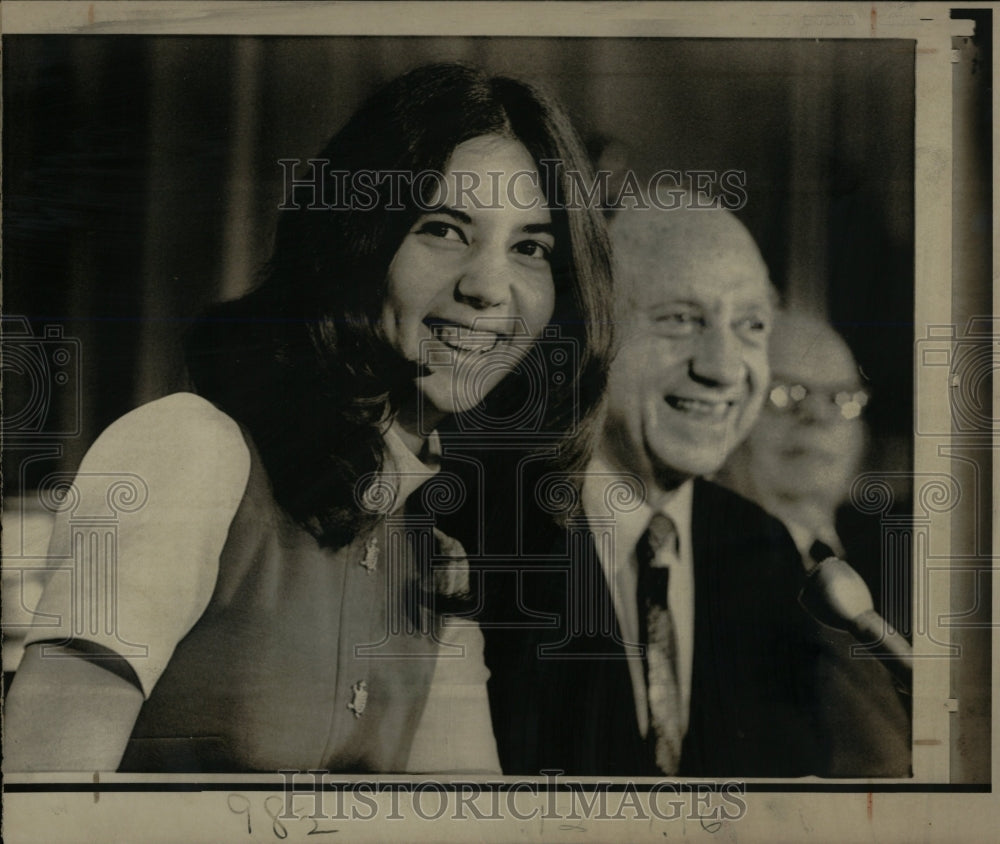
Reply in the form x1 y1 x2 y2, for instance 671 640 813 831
647 453 701 491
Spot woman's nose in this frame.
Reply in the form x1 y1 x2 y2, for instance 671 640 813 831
454 248 510 309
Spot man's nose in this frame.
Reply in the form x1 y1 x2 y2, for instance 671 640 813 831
454 248 510 310
689 325 743 385
794 392 843 426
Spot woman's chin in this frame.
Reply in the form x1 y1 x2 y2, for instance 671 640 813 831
416 371 505 420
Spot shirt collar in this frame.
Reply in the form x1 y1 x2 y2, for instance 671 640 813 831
659 480 693 564
782 518 814 558
581 454 694 566
383 421 441 512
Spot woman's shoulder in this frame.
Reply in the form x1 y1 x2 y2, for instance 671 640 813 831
95 392 245 449
26 394 254 698
81 392 251 488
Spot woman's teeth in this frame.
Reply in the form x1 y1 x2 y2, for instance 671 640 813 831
432 323 499 353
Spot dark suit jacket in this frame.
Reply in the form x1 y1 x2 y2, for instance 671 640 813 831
444 473 910 778
836 502 913 639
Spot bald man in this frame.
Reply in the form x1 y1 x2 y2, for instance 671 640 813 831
458 204 909 778
720 310 867 560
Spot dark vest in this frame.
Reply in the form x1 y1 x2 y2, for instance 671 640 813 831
120 440 439 773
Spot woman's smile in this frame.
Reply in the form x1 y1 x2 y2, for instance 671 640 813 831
424 318 505 354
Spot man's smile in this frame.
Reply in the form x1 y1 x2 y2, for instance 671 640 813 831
663 394 738 421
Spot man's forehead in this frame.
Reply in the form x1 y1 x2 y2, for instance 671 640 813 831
770 311 860 385
610 206 772 310
625 266 774 309
771 342 861 387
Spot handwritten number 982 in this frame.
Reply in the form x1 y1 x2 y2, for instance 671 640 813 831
228 793 338 839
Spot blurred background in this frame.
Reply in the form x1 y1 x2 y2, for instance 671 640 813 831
3 34 914 495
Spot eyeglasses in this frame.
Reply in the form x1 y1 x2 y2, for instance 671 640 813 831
766 381 870 421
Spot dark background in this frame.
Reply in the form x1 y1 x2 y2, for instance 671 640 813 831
3 36 915 491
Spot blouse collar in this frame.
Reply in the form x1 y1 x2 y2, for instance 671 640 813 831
382 421 442 512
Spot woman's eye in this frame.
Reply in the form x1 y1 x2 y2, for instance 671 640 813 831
513 240 553 261
415 220 467 244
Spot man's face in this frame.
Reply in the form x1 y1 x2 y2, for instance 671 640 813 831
602 212 774 490
744 315 867 507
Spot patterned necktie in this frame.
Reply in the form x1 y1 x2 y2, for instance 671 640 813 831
636 512 683 775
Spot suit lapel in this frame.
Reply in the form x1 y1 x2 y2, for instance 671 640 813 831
683 480 742 773
685 480 825 776
484 510 652 775
573 520 655 775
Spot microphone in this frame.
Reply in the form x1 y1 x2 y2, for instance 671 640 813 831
798 557 912 689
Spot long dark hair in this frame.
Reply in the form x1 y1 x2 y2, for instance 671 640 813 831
186 63 613 549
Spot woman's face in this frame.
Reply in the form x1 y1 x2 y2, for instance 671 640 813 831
382 134 557 428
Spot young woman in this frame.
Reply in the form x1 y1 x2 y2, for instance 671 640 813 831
4 63 613 773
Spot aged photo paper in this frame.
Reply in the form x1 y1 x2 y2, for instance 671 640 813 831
2 2 996 841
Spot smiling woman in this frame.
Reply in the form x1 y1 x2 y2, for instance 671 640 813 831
384 135 558 432
3 63 613 774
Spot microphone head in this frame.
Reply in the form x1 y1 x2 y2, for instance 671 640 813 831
799 557 875 630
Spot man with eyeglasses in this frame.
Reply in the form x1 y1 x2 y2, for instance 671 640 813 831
718 310 908 635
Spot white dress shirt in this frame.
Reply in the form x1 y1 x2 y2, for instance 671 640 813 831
581 456 695 739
